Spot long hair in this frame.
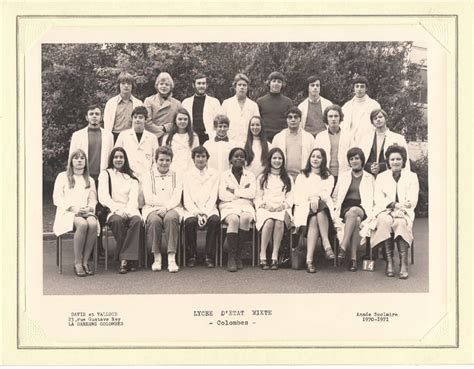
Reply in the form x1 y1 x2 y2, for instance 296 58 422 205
66 149 91 189
302 148 330 179
259 147 292 193
107 147 138 181
166 107 195 148
244 116 269 166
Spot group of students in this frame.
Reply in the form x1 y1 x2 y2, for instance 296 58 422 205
52 70 419 280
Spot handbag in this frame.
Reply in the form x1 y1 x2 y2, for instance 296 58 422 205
291 233 307 270
95 170 112 227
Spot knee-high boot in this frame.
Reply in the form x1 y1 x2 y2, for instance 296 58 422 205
237 229 251 269
226 233 238 272
397 239 409 279
383 238 395 277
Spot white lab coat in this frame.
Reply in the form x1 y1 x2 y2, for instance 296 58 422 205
272 128 315 170
52 172 97 236
293 172 335 228
183 166 220 219
182 94 222 140
115 128 159 179
69 127 114 171
341 95 380 146
314 128 353 175
359 128 411 170
254 173 294 230
97 168 141 220
218 169 256 220
363 168 419 246
221 95 260 146
298 96 333 130
332 170 375 243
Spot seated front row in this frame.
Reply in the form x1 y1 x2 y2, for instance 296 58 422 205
54 143 418 279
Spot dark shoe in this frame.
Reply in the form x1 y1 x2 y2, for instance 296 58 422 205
205 257 215 268
83 262 94 275
128 261 137 272
119 260 128 274
338 248 346 260
74 264 87 277
270 260 279 270
348 259 357 272
260 260 270 270
306 262 317 273
397 239 409 279
187 257 196 268
384 239 395 277
324 247 336 260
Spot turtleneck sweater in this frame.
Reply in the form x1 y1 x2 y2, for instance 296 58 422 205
256 92 293 142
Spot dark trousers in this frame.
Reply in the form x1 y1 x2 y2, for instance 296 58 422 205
184 215 219 259
108 214 142 261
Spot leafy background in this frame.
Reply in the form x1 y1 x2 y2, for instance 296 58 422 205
42 41 428 220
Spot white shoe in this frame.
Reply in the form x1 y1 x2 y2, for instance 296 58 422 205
151 254 162 271
168 259 179 273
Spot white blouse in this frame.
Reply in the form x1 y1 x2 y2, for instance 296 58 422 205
221 95 260 146
98 168 140 217
246 138 272 178
163 132 199 174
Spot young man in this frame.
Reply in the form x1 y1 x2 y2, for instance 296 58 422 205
221 73 260 146
314 104 352 183
183 146 220 267
359 108 410 177
256 71 293 142
115 106 159 207
203 114 237 174
69 104 114 185
272 107 315 181
144 72 183 140
298 75 333 137
181 74 222 145
103 72 143 142
341 76 381 146
142 146 183 273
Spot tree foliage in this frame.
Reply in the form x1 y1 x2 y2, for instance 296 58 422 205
42 41 426 183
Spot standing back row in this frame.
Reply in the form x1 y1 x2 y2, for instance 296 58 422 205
100 71 385 149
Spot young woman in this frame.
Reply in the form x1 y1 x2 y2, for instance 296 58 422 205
218 147 257 272
333 147 375 272
367 144 419 279
243 115 271 178
294 148 336 273
255 147 293 270
53 149 98 277
98 147 142 274
360 108 410 176
163 107 199 174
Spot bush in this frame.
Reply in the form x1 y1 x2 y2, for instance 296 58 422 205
411 154 428 217
42 42 427 183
